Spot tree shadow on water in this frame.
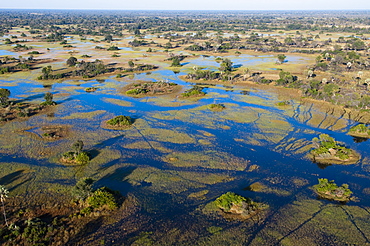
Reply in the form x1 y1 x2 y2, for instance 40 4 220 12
0 170 27 186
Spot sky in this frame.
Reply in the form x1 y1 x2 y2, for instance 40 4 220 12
1 0 369 10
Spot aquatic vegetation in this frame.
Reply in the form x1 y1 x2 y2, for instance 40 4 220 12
102 98 132 107
309 134 360 164
61 110 106 120
313 178 352 202
348 124 370 138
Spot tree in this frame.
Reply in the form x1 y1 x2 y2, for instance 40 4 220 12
73 140 84 155
44 92 53 103
0 185 9 226
104 34 113 42
219 58 233 73
170 57 181 67
0 88 10 107
277 54 286 63
128 61 135 68
66 56 77 67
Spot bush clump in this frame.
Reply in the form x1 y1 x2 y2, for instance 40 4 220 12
106 115 132 127
182 86 206 98
208 103 225 111
215 192 246 212
61 140 90 164
86 187 118 210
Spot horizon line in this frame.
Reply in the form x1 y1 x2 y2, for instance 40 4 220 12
0 8 369 11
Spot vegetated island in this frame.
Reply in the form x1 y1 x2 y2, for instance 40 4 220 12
0 90 57 123
181 85 206 98
123 80 181 97
60 140 90 165
102 115 133 130
313 178 353 202
308 134 360 165
208 103 226 111
348 124 370 139
214 192 268 220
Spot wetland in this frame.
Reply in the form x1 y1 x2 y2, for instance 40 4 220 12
0 9 370 245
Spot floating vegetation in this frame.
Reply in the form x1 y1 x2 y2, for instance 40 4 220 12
164 151 248 171
102 98 133 107
308 134 360 165
41 125 69 140
61 110 106 120
313 178 352 202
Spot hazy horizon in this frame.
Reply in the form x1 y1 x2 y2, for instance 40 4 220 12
1 0 369 11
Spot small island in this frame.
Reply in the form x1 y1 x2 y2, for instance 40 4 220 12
60 140 90 164
85 87 98 92
0 90 56 123
348 124 370 139
214 192 267 220
208 103 226 111
181 85 206 98
313 178 352 202
102 115 133 130
123 81 181 97
308 134 360 165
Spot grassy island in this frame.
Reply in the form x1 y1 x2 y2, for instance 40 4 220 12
181 85 206 98
313 178 352 202
123 81 180 97
102 115 133 130
348 124 370 139
208 103 226 111
214 192 267 220
308 134 360 165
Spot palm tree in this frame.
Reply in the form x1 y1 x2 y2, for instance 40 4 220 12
0 185 9 226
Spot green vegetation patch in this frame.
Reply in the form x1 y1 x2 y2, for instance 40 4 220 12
309 134 360 165
348 124 370 138
214 192 268 219
313 178 352 202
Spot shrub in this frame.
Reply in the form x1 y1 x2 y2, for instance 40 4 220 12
215 192 246 212
209 103 225 111
107 115 132 126
182 86 206 97
86 187 118 210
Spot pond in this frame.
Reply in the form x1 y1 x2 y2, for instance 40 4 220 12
0 48 369 245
